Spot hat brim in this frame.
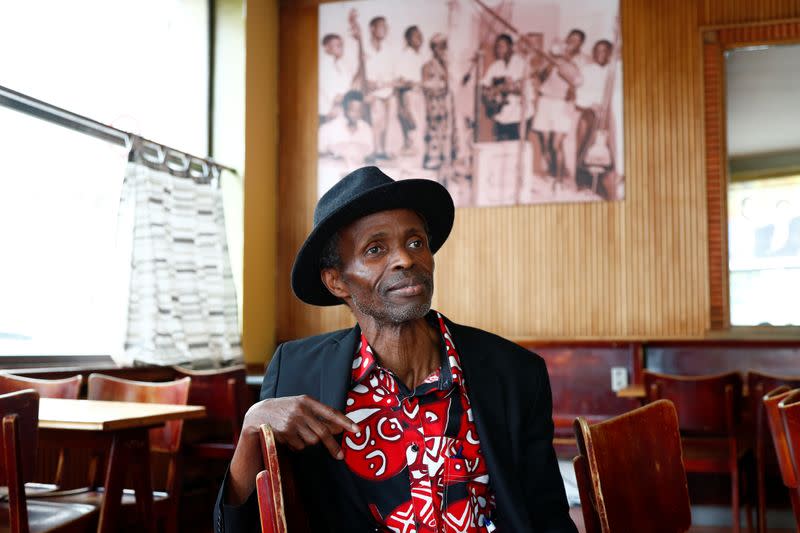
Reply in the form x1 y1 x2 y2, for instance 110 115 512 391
291 179 455 306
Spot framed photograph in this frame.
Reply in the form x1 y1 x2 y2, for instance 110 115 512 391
318 0 623 207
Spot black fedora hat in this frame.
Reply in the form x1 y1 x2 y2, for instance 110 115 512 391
291 166 455 306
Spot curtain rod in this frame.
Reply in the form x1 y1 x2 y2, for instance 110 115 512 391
0 84 239 175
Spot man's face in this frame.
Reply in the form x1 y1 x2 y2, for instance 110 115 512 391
325 209 434 324
325 37 343 59
371 20 387 41
409 29 423 50
566 32 584 55
593 43 611 65
494 38 511 60
344 100 362 124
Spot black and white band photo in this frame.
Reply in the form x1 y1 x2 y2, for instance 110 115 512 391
318 0 624 207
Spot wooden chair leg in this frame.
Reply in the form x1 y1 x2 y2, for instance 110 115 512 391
755 445 767 533
732 463 741 533
790 489 800 530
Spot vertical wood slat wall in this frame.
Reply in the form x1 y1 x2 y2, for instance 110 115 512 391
275 0 800 344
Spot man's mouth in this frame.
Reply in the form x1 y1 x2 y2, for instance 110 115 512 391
385 276 429 297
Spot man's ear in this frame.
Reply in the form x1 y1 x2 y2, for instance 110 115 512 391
321 268 350 299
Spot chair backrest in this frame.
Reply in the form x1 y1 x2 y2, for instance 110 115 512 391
643 370 742 435
780 390 800 483
573 399 691 533
0 390 40 533
87 373 191 454
763 386 797 488
257 425 310 533
257 425 288 533
173 365 248 443
0 373 82 399
749 371 800 442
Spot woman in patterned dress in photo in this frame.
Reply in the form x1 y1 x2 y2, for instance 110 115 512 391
421 33 458 178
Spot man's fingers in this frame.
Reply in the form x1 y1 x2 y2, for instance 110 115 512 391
306 417 344 460
310 401 360 433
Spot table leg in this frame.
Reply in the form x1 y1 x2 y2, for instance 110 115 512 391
129 430 156 532
97 432 129 533
97 428 156 533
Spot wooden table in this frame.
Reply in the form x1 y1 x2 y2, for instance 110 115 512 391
38 398 205 533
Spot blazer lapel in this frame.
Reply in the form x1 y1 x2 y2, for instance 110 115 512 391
319 324 360 412
449 321 529 531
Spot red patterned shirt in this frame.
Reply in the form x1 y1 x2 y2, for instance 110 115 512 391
341 311 497 532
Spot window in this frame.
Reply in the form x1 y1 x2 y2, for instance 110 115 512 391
725 43 800 327
0 0 210 357
728 176 800 326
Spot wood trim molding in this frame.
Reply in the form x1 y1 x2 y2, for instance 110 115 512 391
701 20 800 330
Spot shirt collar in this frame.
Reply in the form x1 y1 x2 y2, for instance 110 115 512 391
350 310 463 390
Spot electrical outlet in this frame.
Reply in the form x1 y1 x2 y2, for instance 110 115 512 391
610 367 628 392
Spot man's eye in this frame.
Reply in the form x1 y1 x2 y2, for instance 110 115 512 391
366 246 381 255
409 239 423 249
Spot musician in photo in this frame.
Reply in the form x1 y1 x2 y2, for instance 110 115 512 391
363 15 395 161
318 90 374 169
575 39 614 192
532 29 585 184
395 25 428 157
421 34 458 175
480 33 534 142
319 33 356 124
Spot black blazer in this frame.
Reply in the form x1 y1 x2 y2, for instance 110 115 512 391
214 318 577 533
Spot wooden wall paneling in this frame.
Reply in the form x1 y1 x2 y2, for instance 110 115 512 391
699 0 800 27
275 0 800 345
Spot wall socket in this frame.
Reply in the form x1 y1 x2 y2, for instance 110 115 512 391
610 367 629 392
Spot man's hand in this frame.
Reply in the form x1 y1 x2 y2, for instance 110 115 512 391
247 395 359 459
225 395 359 506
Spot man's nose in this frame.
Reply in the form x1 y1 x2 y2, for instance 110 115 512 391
389 246 414 270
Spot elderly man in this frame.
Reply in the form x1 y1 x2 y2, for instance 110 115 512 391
214 166 577 532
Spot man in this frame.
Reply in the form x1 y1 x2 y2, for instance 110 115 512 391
422 34 458 177
396 25 428 157
215 167 577 532
480 34 534 142
318 90 374 173
364 16 395 160
532 29 584 185
319 33 356 124
574 40 613 191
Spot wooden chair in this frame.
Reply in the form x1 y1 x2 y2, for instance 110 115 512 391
172 365 249 460
643 370 750 533
762 386 800 527
0 374 82 400
0 389 97 533
0 373 83 490
256 425 309 533
748 371 800 533
778 388 800 529
573 399 691 532
49 374 191 533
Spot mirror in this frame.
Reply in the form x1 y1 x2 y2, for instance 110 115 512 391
725 43 800 326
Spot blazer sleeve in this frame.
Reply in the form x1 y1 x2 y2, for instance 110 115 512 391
523 356 578 533
213 344 285 533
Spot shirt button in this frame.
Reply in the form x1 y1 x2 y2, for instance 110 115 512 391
411 443 419 452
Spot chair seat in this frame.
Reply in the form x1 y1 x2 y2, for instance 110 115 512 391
0 500 97 533
682 437 749 472
186 441 235 459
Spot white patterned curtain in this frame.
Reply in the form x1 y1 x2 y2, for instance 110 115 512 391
116 147 242 366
